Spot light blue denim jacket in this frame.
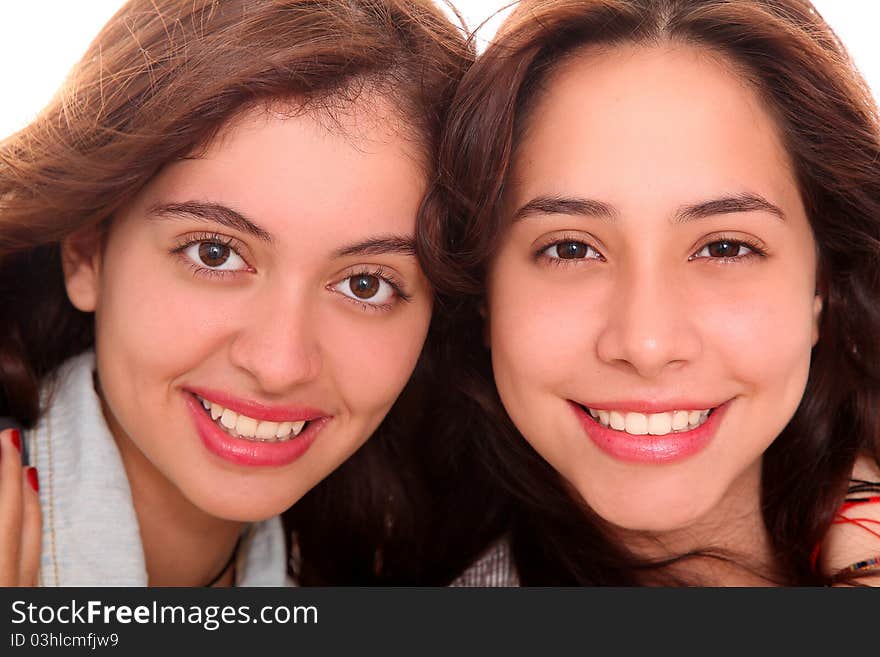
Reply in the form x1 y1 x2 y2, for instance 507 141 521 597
25 351 289 586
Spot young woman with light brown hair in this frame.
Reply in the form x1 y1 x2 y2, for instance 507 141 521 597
0 0 472 586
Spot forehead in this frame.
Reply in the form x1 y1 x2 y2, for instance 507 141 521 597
511 43 800 214
137 100 427 243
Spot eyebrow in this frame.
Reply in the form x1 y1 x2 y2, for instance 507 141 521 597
512 192 785 223
334 235 416 258
150 201 416 257
513 196 618 222
148 201 274 243
673 193 786 223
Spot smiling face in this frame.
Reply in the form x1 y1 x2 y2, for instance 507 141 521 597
63 102 431 522
486 44 821 534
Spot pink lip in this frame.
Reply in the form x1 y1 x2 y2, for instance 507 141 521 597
185 386 326 422
571 400 731 464
184 392 327 467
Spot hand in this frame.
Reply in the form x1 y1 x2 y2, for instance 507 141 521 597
0 428 41 586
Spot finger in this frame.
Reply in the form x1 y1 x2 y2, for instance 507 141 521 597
19 468 41 586
0 429 24 586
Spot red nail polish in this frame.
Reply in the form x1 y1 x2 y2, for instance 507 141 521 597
10 429 21 454
26 467 39 493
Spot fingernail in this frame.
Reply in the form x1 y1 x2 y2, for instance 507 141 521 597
26 467 39 493
10 429 21 454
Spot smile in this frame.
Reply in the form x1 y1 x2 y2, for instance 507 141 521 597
583 407 712 436
183 389 328 467
196 395 308 442
571 400 731 464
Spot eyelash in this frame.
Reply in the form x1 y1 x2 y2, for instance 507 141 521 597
329 265 412 314
171 233 411 312
533 233 605 268
689 235 768 263
533 234 768 266
170 232 253 280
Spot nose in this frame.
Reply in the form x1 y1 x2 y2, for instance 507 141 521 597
595 265 701 379
227 286 322 394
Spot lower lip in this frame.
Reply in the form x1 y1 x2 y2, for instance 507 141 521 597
184 393 324 467
571 401 730 464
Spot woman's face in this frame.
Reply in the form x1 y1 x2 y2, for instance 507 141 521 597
64 103 432 521
486 44 822 533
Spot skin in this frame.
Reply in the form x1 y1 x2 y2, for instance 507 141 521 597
56 101 432 585
0 429 40 586
486 44 822 573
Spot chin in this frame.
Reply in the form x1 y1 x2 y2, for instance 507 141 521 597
183 481 310 523
577 481 719 535
605 508 708 534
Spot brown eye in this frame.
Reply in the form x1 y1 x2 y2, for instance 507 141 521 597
334 272 397 307
180 239 248 273
558 242 588 259
708 241 737 257
695 240 754 259
542 240 599 260
349 274 380 299
198 242 231 267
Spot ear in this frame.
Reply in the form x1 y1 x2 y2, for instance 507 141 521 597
61 226 103 312
811 293 823 347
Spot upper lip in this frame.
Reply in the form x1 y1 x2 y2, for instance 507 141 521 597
185 387 329 423
571 399 728 413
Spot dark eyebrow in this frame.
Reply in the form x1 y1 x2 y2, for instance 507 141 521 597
148 202 274 243
512 192 785 223
512 196 618 222
674 193 785 223
334 235 416 258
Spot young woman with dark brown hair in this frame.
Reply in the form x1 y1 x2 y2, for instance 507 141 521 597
425 0 880 585
0 0 471 586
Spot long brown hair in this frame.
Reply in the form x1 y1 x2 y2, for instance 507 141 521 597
422 0 880 584
0 0 473 584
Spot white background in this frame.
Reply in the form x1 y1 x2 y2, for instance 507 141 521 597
1 0 878 139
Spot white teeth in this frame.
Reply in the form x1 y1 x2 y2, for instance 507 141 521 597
672 410 689 430
624 412 648 435
220 408 238 430
256 421 279 440
647 412 672 436
588 406 712 436
195 396 310 443
235 415 258 438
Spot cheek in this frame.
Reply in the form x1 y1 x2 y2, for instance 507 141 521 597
94 249 228 380
487 257 599 400
697 271 816 392
695 275 816 444
321 304 432 416
88 236 230 461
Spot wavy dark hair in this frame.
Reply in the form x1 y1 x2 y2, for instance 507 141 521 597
420 0 880 584
0 0 473 584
